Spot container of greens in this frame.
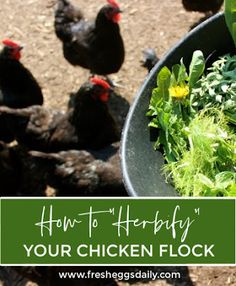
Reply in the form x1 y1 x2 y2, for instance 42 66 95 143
121 11 236 197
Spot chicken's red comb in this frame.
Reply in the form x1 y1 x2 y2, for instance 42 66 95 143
2 39 21 48
107 0 120 8
90 77 111 90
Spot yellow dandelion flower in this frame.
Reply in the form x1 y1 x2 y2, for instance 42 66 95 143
169 85 189 99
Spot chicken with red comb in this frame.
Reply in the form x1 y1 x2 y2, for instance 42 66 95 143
2 39 22 60
0 77 119 151
0 39 43 107
0 39 44 143
90 77 111 90
68 76 130 134
54 0 125 76
90 77 111 102
107 0 122 22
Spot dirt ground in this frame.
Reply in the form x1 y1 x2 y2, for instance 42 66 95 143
0 0 210 109
0 0 235 285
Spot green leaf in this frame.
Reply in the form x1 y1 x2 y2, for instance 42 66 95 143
149 87 159 109
157 66 171 101
188 50 205 88
178 58 188 83
214 171 236 189
170 61 188 87
197 174 214 189
224 0 236 47
226 184 236 196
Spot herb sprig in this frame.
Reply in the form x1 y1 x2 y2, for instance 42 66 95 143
190 54 236 125
147 50 205 163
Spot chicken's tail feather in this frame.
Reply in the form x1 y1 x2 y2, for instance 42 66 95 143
29 150 63 164
54 0 83 42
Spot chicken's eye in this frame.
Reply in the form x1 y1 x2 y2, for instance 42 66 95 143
105 7 115 20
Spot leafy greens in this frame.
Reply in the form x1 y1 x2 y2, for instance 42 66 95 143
147 51 236 196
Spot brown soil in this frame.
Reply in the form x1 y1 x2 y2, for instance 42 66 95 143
0 0 234 285
0 0 207 109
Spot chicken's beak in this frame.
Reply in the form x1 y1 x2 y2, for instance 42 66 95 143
116 7 123 13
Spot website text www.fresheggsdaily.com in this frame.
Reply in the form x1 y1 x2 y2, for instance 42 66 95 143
58 269 181 281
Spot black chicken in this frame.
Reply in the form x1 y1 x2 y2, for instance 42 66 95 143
30 142 127 196
0 39 43 108
182 0 223 15
0 141 48 196
54 0 125 76
0 77 119 151
68 88 130 135
141 48 159 73
0 39 44 142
